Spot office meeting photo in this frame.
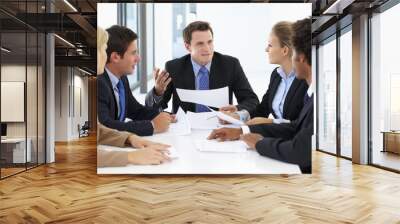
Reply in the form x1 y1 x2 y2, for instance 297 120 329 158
2 1 400 222
96 3 313 175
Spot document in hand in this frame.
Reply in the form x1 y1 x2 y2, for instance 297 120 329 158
176 87 229 108
194 139 248 153
205 106 244 126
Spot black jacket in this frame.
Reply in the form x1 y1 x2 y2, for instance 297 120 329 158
97 70 159 136
147 52 259 113
249 94 313 173
250 67 308 121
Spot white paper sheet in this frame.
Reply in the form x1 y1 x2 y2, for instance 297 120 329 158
176 87 229 108
165 107 191 136
216 111 244 125
205 106 244 126
194 139 247 153
186 111 219 130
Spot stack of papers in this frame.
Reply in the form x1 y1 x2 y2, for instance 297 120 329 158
166 107 191 135
171 109 243 131
164 87 243 132
194 139 248 153
187 111 219 130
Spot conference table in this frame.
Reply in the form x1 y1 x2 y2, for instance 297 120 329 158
97 128 301 174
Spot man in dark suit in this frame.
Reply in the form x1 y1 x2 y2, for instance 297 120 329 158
145 21 259 114
207 18 313 173
98 25 173 136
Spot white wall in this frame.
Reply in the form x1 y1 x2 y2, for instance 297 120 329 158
54 67 89 141
1 64 45 163
154 4 174 69
1 65 29 138
97 3 118 29
55 66 68 141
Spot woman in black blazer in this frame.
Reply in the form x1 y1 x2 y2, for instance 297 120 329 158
222 21 308 125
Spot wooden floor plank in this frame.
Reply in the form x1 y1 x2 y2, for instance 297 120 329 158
0 135 400 223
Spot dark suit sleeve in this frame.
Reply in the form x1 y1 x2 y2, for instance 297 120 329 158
97 78 155 136
250 71 277 118
254 123 312 172
249 122 297 140
231 58 259 112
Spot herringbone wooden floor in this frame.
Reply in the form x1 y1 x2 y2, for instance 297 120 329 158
1 135 400 224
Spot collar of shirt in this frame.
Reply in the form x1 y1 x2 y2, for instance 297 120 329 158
191 57 212 77
276 67 296 81
307 82 314 97
105 66 120 90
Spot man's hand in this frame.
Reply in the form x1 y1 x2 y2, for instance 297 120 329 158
240 133 263 149
170 114 177 123
246 117 273 125
152 112 172 133
207 128 242 141
153 68 171 96
219 105 238 113
128 147 170 165
127 135 170 149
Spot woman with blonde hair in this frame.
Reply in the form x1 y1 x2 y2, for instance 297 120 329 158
223 21 308 125
97 27 170 167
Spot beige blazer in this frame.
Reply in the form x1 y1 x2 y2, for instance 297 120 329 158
97 123 133 167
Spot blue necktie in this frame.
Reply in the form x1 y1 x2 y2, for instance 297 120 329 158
196 66 210 113
117 79 126 121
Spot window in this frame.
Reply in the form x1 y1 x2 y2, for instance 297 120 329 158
124 3 140 90
339 28 352 158
0 0 46 179
370 3 400 171
317 36 337 155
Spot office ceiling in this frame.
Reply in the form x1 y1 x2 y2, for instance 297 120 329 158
0 0 97 74
0 0 395 73
310 0 390 44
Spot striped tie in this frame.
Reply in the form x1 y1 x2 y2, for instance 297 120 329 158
196 66 210 112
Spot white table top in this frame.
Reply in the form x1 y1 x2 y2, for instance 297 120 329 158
97 130 301 175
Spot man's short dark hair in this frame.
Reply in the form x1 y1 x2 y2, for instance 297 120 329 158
183 21 214 44
292 18 311 65
105 25 138 63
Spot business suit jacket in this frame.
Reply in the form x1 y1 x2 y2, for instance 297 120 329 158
97 123 131 167
145 52 259 113
97 122 131 148
97 70 159 136
250 67 308 121
249 95 313 173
